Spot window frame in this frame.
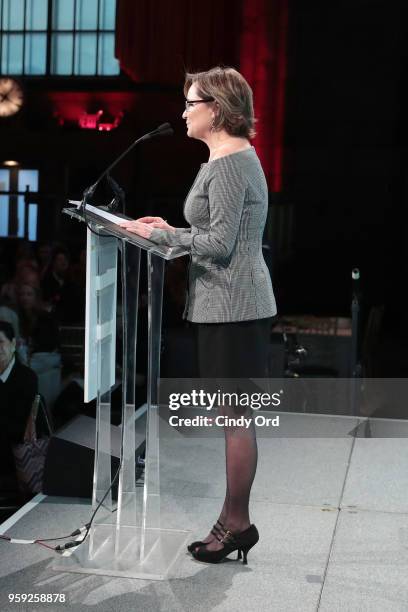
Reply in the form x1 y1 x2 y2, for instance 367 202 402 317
0 0 120 77
0 166 40 240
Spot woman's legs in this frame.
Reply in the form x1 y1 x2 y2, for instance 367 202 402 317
198 404 257 552
194 434 229 547
223 408 257 532
193 318 270 551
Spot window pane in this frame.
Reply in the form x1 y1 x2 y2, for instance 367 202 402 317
2 0 24 30
74 33 97 75
25 34 47 74
76 0 98 30
99 0 116 30
0 196 9 237
0 171 10 238
51 33 73 74
0 169 10 190
52 0 74 30
28 203 38 241
17 195 25 237
1 34 24 74
98 33 119 75
17 171 38 239
18 170 39 192
26 0 48 30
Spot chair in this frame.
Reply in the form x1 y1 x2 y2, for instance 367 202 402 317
0 394 51 521
12 394 53 498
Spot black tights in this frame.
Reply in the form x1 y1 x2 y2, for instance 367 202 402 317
221 404 257 530
195 318 271 549
198 404 257 551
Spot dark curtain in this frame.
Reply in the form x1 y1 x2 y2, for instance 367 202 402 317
115 0 241 84
115 0 288 191
239 0 289 192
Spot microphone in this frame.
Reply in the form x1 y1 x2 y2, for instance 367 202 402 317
82 123 174 205
144 122 174 139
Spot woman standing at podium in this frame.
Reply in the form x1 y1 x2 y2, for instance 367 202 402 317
120 66 277 564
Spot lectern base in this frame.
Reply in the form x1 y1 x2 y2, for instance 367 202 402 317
51 524 191 580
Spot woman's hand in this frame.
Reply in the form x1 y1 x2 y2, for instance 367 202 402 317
137 216 175 232
119 216 175 236
118 220 154 238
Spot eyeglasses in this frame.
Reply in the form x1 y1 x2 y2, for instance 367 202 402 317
184 98 214 111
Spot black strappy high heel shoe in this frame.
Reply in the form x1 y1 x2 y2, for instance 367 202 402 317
191 524 259 564
187 520 225 553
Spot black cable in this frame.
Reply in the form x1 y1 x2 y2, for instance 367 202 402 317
53 461 146 551
0 458 146 552
54 457 123 552
33 524 91 543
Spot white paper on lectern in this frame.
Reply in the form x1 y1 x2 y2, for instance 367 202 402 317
84 228 117 402
68 200 128 225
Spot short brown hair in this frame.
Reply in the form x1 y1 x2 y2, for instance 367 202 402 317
184 66 256 139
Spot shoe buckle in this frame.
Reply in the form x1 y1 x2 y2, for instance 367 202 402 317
221 529 236 545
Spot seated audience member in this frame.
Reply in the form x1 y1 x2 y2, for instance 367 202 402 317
0 299 29 363
42 247 81 322
41 247 71 310
0 321 38 481
1 259 40 308
16 283 60 356
36 242 53 279
0 303 20 337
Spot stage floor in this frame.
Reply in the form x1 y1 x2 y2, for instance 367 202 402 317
1 412 408 612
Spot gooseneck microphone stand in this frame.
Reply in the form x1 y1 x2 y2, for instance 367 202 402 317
81 123 174 216
106 173 125 213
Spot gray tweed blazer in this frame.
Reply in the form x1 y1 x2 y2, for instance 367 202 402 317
150 147 277 323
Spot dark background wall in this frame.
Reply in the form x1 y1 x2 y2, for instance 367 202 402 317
1 1 407 336
282 0 407 330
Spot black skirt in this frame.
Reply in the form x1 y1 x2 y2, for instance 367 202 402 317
194 317 272 378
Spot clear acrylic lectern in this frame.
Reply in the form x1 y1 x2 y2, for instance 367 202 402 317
53 204 190 580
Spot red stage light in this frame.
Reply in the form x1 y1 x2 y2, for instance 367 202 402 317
48 92 131 130
78 110 103 129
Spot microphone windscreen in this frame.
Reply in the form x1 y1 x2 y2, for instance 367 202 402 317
156 122 171 132
143 123 174 141
157 123 174 137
